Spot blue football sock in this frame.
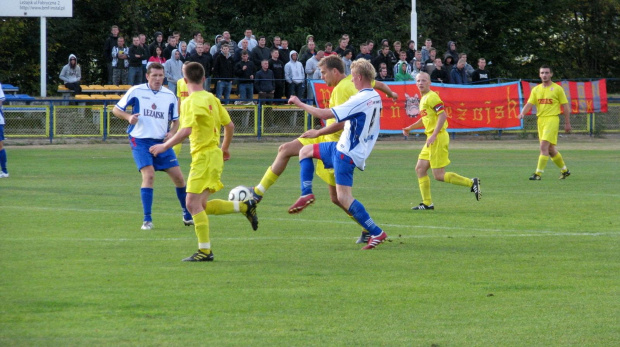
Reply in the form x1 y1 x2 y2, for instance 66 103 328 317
0 149 7 173
141 187 153 222
176 186 191 220
348 199 383 236
299 158 314 196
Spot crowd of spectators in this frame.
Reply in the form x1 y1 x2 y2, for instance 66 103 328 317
100 26 493 102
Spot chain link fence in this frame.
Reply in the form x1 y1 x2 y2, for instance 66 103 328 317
3 100 619 140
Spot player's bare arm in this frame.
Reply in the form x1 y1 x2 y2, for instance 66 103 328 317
112 106 140 124
300 121 345 138
150 127 192 156
427 113 447 147
221 122 235 161
562 103 571 133
165 120 180 141
403 118 424 136
518 103 534 120
374 81 398 101
288 96 334 120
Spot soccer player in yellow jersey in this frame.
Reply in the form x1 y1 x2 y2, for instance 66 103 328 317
251 55 397 243
150 62 258 262
403 72 481 210
173 74 190 157
518 65 571 180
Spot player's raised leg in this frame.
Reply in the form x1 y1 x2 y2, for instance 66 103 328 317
253 139 304 203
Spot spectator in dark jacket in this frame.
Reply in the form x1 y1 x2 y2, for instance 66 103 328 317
234 50 256 103
188 42 213 91
213 44 235 102
450 58 469 84
255 60 275 102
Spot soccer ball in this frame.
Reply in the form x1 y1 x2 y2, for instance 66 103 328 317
228 185 252 201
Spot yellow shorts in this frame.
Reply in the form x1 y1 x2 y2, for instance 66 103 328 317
186 147 224 194
537 116 559 145
418 131 451 169
297 137 336 186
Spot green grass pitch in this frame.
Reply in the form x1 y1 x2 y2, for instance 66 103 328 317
1 139 618 346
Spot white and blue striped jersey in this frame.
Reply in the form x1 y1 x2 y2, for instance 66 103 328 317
0 83 5 125
115 84 178 139
331 88 382 170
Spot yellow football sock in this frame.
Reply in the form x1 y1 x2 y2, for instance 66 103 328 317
255 166 279 196
551 152 567 171
536 155 549 174
205 199 239 215
173 142 183 158
444 172 472 187
418 175 432 206
193 211 210 250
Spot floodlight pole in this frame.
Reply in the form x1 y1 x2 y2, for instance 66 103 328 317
41 16 47 97
411 0 417 49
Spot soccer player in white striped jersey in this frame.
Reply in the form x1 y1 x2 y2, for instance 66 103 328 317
287 59 388 250
112 63 192 230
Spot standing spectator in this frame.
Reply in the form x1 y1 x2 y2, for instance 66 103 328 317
393 41 403 58
445 41 459 64
403 72 481 210
128 36 147 85
103 25 119 84
163 36 178 60
410 59 423 80
335 37 349 57
430 57 449 84
255 59 275 102
395 61 414 81
164 49 183 94
413 50 423 65
450 58 468 85
324 43 337 57
299 41 317 67
213 44 235 103
111 36 129 85
147 46 166 69
406 40 416 62
148 31 165 58
459 53 475 82
210 35 223 56
355 44 372 61
222 31 237 51
377 39 389 55
234 50 255 103
443 55 455 74
366 40 375 55
188 42 212 91
279 40 291 65
0 83 8 178
340 34 356 56
285 51 305 97
342 49 353 75
271 36 282 49
422 48 437 75
375 66 392 81
186 31 202 55
59 54 82 93
472 58 491 84
305 50 325 101
178 41 190 62
393 51 411 77
234 39 250 63
420 38 433 64
139 34 148 82
517 65 571 180
112 63 192 230
237 29 258 51
299 34 314 58
372 45 395 78
251 36 271 67
269 48 286 100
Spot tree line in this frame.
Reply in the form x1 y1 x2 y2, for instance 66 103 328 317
0 0 618 95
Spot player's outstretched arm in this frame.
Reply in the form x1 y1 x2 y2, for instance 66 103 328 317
402 118 424 136
150 127 192 156
518 103 534 120
374 81 398 101
288 96 334 120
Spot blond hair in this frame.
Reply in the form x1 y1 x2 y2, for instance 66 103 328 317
350 59 376 83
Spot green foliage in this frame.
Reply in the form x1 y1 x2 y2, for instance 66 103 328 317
1 142 619 345
0 0 618 94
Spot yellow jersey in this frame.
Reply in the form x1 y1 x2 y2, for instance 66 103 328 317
180 90 231 155
527 82 568 118
420 90 448 135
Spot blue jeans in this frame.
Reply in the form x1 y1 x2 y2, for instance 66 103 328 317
289 82 305 98
216 81 232 103
167 81 177 95
204 76 212 92
238 83 254 102
128 67 143 85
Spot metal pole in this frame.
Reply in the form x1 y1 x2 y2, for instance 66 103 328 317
41 17 47 97
411 0 417 49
